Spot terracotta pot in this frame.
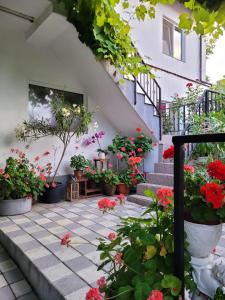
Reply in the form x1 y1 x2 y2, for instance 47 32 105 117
184 220 222 258
116 183 130 195
74 170 83 179
103 184 116 196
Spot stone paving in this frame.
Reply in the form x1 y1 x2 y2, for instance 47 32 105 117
0 244 38 300
0 197 145 300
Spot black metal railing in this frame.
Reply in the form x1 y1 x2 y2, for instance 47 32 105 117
162 90 225 136
172 133 225 298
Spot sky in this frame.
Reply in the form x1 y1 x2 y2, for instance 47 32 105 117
207 35 225 83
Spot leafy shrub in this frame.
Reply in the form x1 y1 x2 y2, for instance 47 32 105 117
101 169 119 186
70 155 88 170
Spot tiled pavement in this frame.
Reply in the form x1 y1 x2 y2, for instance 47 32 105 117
0 197 145 300
0 244 38 300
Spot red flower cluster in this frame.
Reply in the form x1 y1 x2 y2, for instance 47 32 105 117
128 156 142 166
136 127 142 133
114 252 123 265
61 233 72 247
108 232 117 241
186 82 193 88
163 145 174 160
117 193 125 204
97 276 106 289
147 290 164 300
184 165 195 173
156 188 173 207
207 160 225 181
200 182 225 209
86 288 103 300
98 198 117 212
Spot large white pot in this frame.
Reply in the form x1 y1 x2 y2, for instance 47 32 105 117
98 152 106 159
0 198 32 216
184 220 222 258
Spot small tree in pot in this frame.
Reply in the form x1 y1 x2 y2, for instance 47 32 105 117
70 154 88 179
16 98 93 203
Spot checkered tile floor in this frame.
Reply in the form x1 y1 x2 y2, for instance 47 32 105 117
0 197 144 299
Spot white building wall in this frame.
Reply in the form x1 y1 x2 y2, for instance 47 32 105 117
0 28 117 175
119 1 206 101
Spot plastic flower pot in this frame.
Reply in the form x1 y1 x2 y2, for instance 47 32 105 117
103 184 116 196
74 170 83 179
116 183 130 195
42 183 66 203
0 198 32 216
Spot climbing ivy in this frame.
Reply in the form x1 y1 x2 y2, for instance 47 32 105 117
55 0 225 78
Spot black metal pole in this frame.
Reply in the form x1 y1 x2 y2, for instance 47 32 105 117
173 140 185 298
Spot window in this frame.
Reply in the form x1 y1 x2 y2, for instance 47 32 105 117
163 18 184 61
28 84 83 122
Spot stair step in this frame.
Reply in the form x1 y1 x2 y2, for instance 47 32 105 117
154 162 174 175
127 194 152 207
147 173 174 187
136 183 172 195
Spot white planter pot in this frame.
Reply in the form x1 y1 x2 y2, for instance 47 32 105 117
184 220 222 258
98 152 106 159
0 198 32 216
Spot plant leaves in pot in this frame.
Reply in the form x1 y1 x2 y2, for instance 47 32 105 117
0 150 46 215
101 169 119 196
117 170 131 195
70 154 88 179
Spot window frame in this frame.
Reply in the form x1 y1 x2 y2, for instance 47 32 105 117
162 17 185 62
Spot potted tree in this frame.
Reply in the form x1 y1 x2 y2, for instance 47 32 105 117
101 169 119 196
70 155 88 179
16 98 92 203
0 149 46 215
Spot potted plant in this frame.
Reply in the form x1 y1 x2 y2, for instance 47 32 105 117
16 98 92 203
70 155 88 179
117 170 131 195
101 169 119 196
0 149 46 215
83 166 103 189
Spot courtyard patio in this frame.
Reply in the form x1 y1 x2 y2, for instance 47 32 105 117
0 197 146 300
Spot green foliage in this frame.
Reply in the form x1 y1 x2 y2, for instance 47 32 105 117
97 189 195 299
118 169 132 186
70 154 88 170
189 111 225 160
57 0 150 78
214 288 225 300
101 169 120 186
16 97 93 182
0 152 46 201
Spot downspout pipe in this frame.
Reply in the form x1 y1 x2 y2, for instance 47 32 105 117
199 35 203 82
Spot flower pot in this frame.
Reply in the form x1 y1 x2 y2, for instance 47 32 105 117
184 220 222 258
103 184 116 196
74 170 83 179
0 198 32 216
42 183 66 203
117 183 130 195
98 152 106 159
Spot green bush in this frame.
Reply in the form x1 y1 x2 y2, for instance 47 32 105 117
70 154 88 170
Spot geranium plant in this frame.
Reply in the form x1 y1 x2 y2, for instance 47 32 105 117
70 154 88 171
16 98 92 185
0 149 47 200
101 169 119 186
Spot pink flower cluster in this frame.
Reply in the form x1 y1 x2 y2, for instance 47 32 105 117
98 194 125 213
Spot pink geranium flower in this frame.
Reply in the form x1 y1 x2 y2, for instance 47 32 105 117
61 233 72 247
39 173 46 182
147 290 164 300
34 156 40 162
97 276 106 289
108 232 117 241
120 147 126 152
116 153 123 159
115 252 123 265
86 287 103 300
43 151 50 156
136 127 142 133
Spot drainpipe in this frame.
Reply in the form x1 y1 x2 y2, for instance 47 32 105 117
0 5 34 22
199 35 203 82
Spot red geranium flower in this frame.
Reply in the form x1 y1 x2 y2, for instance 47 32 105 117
128 156 142 166
156 188 173 207
98 198 117 212
0 168 4 174
186 82 193 88
61 233 72 247
137 148 143 152
86 287 103 300
115 252 123 265
207 160 225 181
128 137 135 141
184 165 195 173
43 151 50 156
120 147 126 152
116 153 123 159
34 156 40 162
3 173 10 180
136 127 142 133
108 232 117 241
163 145 174 160
147 290 164 300
39 173 46 182
200 182 224 209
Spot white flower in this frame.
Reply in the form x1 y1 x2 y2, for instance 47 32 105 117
75 107 81 114
94 121 99 129
73 104 77 108
62 108 70 117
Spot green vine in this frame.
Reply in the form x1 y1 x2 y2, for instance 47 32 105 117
55 0 225 79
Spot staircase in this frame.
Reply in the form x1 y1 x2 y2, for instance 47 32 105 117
127 141 174 206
